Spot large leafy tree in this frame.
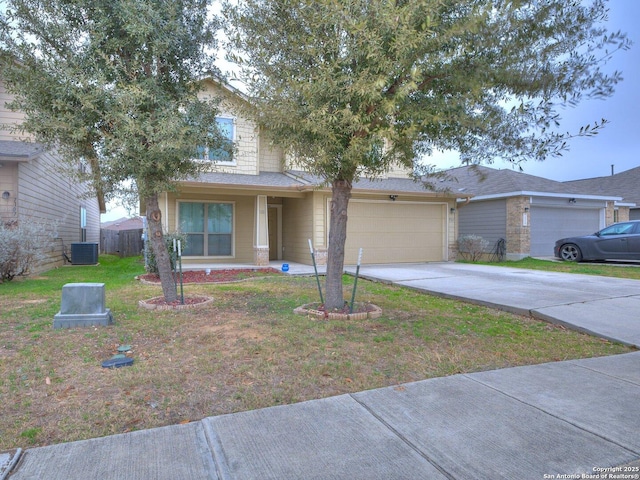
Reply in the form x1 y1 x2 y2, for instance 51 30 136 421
225 0 630 309
0 0 228 302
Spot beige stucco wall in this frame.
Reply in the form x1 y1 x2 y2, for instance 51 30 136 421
282 193 317 264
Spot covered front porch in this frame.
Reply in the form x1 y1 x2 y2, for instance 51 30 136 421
159 172 326 269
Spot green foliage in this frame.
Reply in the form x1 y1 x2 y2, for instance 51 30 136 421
0 0 227 204
144 231 187 274
225 0 629 174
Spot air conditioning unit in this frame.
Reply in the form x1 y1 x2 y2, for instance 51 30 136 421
71 242 99 265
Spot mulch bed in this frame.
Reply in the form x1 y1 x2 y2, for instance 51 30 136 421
137 268 282 310
138 295 215 310
138 268 281 285
142 296 213 306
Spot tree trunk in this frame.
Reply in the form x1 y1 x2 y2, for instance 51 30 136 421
325 179 352 310
145 193 178 302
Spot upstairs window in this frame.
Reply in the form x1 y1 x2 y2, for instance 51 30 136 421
197 117 235 164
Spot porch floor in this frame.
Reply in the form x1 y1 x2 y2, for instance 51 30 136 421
180 260 327 276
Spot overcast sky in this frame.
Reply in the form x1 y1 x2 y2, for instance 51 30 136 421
103 0 639 220
432 0 639 182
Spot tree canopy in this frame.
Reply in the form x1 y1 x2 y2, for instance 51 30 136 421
224 0 630 308
0 0 228 301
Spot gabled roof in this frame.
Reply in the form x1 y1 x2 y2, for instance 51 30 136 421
564 165 640 208
287 170 466 197
101 216 143 231
437 165 623 202
185 170 466 198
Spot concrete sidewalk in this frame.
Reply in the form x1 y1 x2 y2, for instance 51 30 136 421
4 262 640 479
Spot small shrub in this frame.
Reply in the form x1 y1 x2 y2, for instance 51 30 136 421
0 220 53 282
458 234 489 262
145 231 187 273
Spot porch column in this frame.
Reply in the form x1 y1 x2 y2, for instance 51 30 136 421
254 195 269 266
505 196 531 260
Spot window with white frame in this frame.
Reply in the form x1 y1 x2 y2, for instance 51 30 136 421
197 117 235 163
179 202 233 256
80 206 87 241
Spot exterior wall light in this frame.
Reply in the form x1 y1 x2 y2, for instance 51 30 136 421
569 198 577 204
389 195 398 201
2 191 9 200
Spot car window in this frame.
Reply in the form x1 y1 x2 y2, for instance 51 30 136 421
599 223 636 236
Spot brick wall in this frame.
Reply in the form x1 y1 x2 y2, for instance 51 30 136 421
505 196 530 260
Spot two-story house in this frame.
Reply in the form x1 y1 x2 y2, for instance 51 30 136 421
154 79 465 268
0 79 103 273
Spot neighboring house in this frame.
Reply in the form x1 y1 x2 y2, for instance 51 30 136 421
101 216 144 231
154 79 465 267
440 165 631 260
0 79 104 273
100 216 144 257
564 166 640 221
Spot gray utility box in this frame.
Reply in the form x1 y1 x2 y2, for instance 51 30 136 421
53 283 114 329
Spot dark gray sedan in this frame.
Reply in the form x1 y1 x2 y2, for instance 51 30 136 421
554 220 640 262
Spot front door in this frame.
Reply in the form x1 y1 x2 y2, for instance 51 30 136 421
268 206 279 261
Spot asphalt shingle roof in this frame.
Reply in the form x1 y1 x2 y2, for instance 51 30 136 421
101 217 144 231
191 171 307 188
191 170 460 196
0 140 43 159
564 165 640 207
436 165 591 197
287 170 457 195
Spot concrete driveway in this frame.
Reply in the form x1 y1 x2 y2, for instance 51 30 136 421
345 262 640 348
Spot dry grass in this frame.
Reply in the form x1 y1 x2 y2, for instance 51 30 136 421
0 256 633 450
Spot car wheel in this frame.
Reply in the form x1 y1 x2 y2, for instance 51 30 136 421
559 243 582 262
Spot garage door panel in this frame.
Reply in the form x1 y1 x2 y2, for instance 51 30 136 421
530 206 601 257
343 202 445 264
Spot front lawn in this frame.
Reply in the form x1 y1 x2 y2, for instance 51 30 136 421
475 257 640 280
0 255 632 450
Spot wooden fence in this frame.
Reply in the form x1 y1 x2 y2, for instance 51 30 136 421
100 228 144 257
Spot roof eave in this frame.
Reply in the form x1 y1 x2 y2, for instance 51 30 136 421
464 191 623 202
179 179 307 194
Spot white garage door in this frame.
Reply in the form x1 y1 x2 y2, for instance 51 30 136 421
530 206 601 256
344 201 446 264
